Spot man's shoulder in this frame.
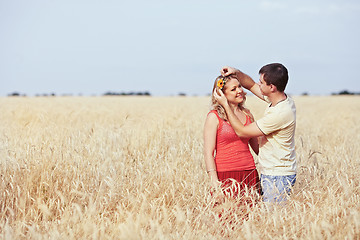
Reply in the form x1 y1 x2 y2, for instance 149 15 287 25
285 95 296 107
264 98 295 124
277 96 296 114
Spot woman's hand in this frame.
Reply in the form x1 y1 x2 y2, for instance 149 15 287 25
210 180 225 204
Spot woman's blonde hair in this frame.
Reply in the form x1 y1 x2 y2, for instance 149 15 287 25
211 75 249 121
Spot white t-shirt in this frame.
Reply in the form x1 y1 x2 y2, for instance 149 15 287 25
256 96 296 176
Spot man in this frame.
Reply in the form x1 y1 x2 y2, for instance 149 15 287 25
214 63 296 203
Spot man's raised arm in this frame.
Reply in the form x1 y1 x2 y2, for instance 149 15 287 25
221 66 264 100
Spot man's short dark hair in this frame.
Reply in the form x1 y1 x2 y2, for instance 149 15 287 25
259 63 288 92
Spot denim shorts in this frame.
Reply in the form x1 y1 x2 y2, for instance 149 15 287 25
260 174 296 203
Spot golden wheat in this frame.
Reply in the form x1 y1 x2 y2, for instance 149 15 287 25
0 96 359 239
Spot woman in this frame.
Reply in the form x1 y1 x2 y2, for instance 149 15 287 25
203 74 260 201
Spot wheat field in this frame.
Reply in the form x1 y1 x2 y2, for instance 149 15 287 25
0 95 359 239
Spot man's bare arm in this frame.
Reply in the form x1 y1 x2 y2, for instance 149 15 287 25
214 89 264 138
222 103 264 138
221 66 264 101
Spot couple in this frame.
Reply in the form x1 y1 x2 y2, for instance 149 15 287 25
203 63 296 204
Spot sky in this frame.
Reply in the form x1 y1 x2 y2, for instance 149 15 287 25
1 0 359 96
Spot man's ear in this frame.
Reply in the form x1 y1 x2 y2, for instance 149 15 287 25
270 84 277 92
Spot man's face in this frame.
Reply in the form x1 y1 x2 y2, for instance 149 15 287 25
259 74 271 96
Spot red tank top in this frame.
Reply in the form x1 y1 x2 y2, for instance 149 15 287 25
210 110 256 172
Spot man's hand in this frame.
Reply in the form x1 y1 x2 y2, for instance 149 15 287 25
213 89 228 107
221 66 239 77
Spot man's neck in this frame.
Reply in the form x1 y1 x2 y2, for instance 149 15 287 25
268 92 287 107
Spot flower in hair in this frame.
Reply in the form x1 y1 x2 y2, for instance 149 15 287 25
217 78 226 90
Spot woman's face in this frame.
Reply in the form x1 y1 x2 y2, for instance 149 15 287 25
223 77 245 104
